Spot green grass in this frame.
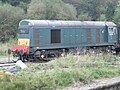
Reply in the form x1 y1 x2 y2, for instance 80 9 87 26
0 39 17 56
0 54 120 90
1 39 120 89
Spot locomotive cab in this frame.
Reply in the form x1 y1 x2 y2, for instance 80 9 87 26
18 28 30 46
106 22 117 44
10 23 31 60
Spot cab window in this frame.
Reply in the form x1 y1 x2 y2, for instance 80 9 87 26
108 27 114 35
113 27 117 34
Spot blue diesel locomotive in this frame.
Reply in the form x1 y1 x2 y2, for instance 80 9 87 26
10 20 118 60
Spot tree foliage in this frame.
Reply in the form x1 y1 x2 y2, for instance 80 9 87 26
0 0 120 42
105 0 118 21
27 0 77 20
0 4 24 42
113 0 120 21
0 0 31 6
63 0 105 21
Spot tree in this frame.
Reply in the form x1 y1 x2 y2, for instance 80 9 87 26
63 0 106 21
105 0 118 21
0 4 24 42
78 0 105 21
114 0 120 21
0 0 31 6
62 0 80 7
27 0 77 20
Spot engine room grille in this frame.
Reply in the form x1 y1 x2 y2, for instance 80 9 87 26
51 29 61 43
33 28 40 46
96 30 100 43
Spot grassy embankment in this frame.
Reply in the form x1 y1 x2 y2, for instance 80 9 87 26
0 54 120 90
0 39 17 57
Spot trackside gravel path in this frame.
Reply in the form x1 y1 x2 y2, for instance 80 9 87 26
57 77 120 90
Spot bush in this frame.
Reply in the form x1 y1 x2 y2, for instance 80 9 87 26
0 39 17 56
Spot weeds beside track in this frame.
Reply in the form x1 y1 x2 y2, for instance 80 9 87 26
0 54 119 90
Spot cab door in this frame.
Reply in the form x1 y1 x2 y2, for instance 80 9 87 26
108 27 117 43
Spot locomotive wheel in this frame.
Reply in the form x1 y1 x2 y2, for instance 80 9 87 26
33 50 41 61
33 50 49 61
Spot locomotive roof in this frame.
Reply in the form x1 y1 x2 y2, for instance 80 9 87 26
19 20 116 27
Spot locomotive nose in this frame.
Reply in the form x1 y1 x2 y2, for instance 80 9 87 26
10 45 30 55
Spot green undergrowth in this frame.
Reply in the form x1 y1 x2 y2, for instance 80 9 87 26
1 54 120 90
0 39 17 57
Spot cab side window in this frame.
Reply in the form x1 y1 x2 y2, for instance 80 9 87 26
108 27 114 35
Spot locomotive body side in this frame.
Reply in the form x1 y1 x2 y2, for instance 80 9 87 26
10 20 118 61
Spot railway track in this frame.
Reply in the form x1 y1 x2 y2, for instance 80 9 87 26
0 63 16 67
0 57 18 68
